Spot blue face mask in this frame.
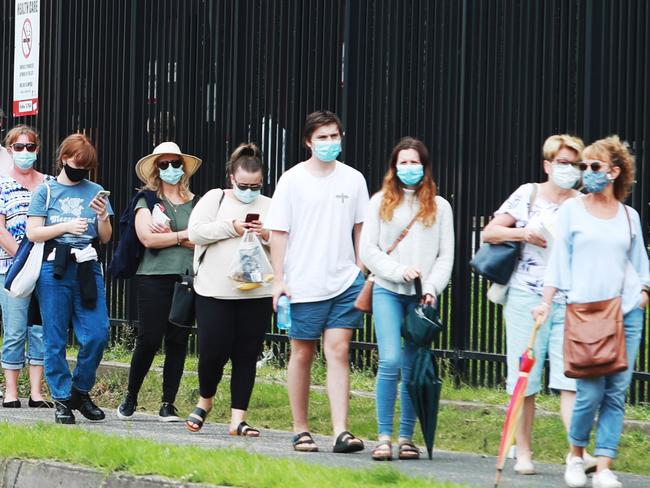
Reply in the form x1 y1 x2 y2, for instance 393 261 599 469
582 170 610 193
159 166 184 185
312 140 341 163
396 165 424 186
234 186 261 204
12 151 37 170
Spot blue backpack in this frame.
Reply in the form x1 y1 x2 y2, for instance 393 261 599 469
108 190 160 279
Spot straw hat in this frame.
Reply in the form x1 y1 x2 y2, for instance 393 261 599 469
135 142 202 184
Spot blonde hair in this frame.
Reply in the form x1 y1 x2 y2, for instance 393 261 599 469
583 135 635 202
142 155 192 201
542 134 584 161
4 125 40 147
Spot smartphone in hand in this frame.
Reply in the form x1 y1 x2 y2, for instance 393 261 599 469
94 190 111 200
245 213 260 223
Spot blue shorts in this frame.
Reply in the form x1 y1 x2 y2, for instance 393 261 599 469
289 272 365 340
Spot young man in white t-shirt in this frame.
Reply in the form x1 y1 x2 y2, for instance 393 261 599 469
266 111 369 453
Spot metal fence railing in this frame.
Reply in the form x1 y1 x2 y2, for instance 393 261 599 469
1 0 649 403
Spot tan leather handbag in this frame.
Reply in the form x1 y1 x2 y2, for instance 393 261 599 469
563 205 631 379
354 213 420 313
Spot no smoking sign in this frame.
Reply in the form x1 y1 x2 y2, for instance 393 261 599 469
22 18 32 58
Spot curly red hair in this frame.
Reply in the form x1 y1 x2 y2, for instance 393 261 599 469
379 137 438 226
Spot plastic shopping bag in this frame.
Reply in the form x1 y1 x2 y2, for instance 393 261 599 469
227 231 273 291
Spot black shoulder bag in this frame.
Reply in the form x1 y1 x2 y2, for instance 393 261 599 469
169 190 223 328
469 183 538 285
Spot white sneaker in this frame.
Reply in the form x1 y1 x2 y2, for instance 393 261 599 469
583 451 598 474
593 469 622 488
514 458 536 475
565 454 587 487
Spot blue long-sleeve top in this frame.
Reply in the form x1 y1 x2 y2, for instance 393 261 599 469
544 197 650 314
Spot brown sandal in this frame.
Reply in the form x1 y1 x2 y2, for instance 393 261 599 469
229 421 260 437
398 440 421 460
371 440 393 461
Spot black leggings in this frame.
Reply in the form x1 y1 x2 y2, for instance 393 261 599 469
127 275 191 403
195 294 272 410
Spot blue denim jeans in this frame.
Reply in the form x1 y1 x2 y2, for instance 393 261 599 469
568 307 644 458
36 261 109 401
0 274 44 369
373 284 418 439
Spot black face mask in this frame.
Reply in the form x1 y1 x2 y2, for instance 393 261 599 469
63 164 89 182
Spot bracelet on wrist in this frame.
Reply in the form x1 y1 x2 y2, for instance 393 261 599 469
176 232 181 246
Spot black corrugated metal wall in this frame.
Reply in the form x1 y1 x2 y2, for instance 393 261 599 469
1 0 649 402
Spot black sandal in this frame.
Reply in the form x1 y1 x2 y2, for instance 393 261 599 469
333 431 365 453
292 431 319 452
185 407 210 433
371 440 393 461
230 421 260 437
398 440 421 460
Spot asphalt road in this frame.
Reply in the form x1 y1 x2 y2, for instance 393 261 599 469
2 406 649 487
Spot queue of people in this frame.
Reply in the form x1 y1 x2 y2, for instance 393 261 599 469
0 115 647 488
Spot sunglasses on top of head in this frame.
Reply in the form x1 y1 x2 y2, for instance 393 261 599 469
11 142 38 152
157 159 183 170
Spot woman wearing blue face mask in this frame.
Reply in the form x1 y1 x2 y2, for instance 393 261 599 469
482 135 587 476
0 125 53 409
117 142 201 422
360 137 454 460
185 143 272 437
533 136 649 488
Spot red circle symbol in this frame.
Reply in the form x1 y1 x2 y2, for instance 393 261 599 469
22 18 32 59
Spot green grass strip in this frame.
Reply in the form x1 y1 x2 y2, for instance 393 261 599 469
0 423 465 488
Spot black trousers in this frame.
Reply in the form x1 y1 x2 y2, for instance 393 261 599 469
195 294 272 410
127 275 191 403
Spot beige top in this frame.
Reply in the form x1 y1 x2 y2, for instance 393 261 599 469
188 188 272 299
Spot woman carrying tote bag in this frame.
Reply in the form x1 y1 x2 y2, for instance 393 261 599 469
359 137 454 461
533 136 650 488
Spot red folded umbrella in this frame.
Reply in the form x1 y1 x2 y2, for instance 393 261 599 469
494 317 543 487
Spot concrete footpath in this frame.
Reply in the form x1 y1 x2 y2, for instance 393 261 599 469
2 407 650 488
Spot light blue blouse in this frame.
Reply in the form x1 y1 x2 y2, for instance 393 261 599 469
544 197 650 314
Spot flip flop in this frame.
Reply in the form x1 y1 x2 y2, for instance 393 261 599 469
229 421 260 437
185 406 210 433
292 431 319 452
333 431 364 453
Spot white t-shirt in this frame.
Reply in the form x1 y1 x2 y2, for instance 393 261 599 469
266 161 369 303
494 183 573 302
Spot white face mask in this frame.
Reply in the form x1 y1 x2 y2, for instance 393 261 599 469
551 163 582 189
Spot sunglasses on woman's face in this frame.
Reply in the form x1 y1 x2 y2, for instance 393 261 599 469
11 143 38 152
157 159 183 170
234 180 262 192
576 161 610 172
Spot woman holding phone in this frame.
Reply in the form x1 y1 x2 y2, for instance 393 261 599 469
117 142 201 422
26 133 113 424
185 143 272 436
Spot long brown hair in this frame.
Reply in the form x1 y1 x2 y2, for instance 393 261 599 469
379 137 438 226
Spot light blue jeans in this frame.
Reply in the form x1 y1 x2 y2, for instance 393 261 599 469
568 307 644 458
0 274 44 369
504 287 575 395
36 261 109 401
373 284 418 439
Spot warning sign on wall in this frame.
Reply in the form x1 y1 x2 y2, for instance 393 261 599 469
13 0 40 117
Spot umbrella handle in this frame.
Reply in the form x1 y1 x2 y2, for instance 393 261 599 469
526 317 544 351
414 277 423 300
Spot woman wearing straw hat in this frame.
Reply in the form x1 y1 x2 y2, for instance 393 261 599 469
117 141 201 422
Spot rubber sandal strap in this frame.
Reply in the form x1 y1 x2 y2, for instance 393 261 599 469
237 421 260 436
293 431 316 446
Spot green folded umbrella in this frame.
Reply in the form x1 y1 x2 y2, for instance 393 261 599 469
401 278 444 460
